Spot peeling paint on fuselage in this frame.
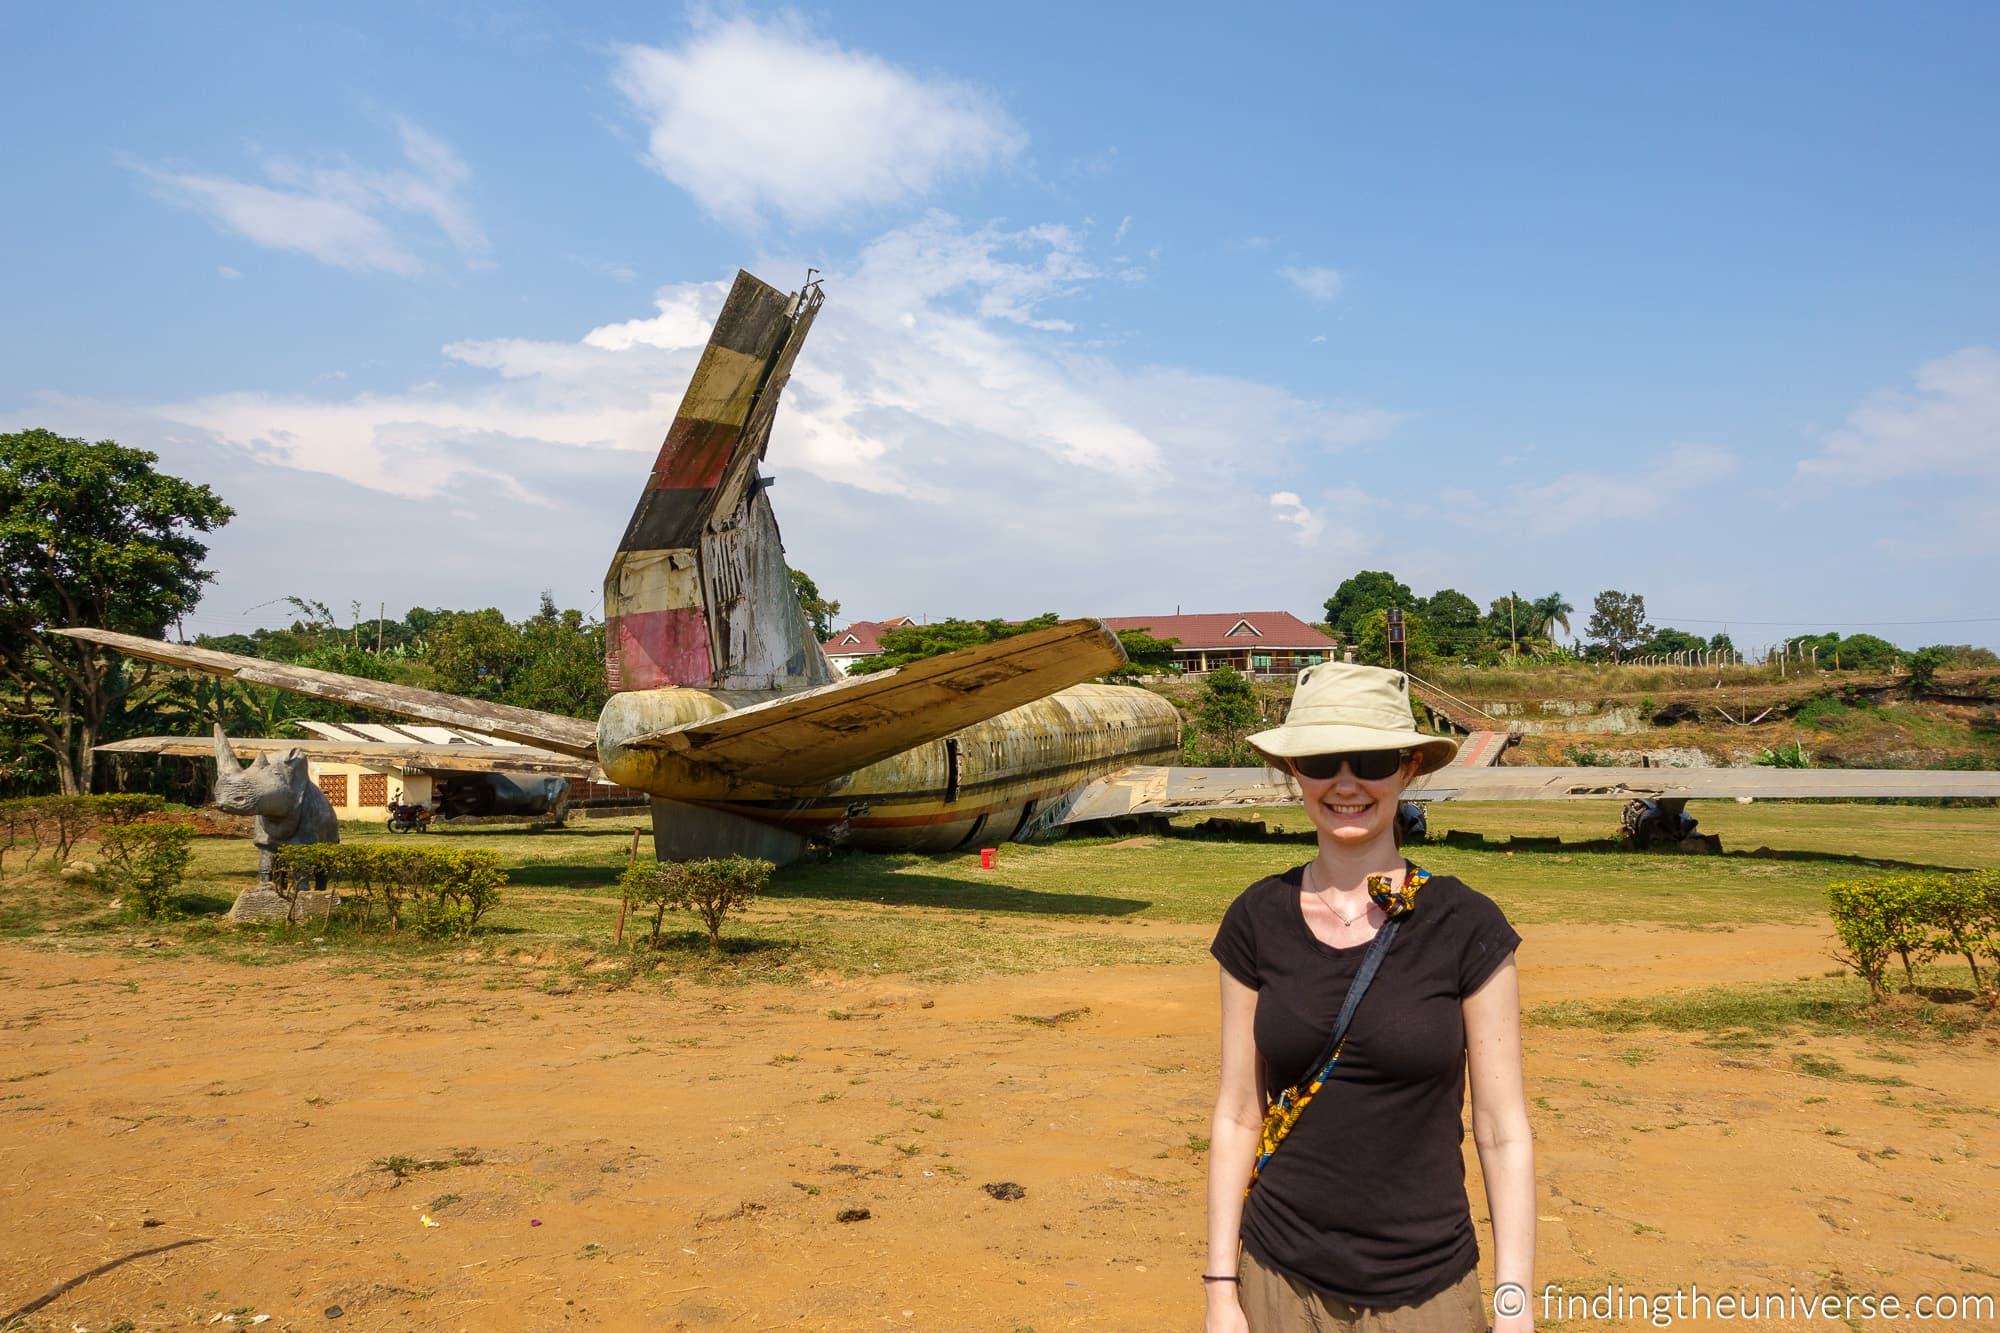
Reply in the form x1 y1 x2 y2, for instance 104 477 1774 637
597 682 1180 852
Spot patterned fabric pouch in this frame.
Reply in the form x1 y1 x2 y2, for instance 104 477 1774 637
1246 863 1431 1195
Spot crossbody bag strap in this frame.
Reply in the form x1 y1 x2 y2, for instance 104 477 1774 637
1246 914 1402 1193
1308 914 1400 1082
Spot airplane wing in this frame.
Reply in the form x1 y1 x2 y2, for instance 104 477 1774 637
1057 762 2000 822
1054 766 1295 823
609 618 1128 787
1407 766 2000 802
56 628 599 759
92 735 597 778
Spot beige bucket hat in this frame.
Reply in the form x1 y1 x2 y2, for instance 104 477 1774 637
1247 662 1459 776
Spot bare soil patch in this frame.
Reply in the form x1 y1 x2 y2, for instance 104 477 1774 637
3 918 1996 1331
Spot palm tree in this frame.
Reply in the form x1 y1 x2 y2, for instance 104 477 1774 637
1529 593 1574 645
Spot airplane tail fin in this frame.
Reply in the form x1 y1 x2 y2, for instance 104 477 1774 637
604 269 835 693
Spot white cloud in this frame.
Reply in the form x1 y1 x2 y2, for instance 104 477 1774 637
135 118 487 275
217 266 241 280
1280 265 1343 304
612 16 1024 226
1502 444 1739 533
90 213 1404 622
1795 346 2000 485
1270 491 1324 543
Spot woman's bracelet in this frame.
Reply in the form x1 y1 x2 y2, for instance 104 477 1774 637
1202 1274 1241 1284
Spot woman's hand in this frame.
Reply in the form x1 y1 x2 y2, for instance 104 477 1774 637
1204 1281 1250 1333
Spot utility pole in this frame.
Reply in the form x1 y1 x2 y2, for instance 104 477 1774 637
376 602 385 654
1508 591 1518 658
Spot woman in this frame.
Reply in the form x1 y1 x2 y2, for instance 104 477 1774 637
1203 663 1534 1333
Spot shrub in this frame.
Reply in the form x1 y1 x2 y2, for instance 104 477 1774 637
0 793 170 881
1829 633 1903 672
407 848 505 939
93 824 194 921
0 799 29 881
93 793 165 826
1828 872 2000 999
1905 646 1951 691
621 855 773 952
1827 879 1892 1000
1755 740 1811 769
273 844 506 938
41 795 96 865
1793 698 1850 729
1923 870 1997 990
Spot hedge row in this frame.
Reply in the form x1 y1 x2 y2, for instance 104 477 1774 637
274 844 505 938
1827 871 2000 999
1 793 170 875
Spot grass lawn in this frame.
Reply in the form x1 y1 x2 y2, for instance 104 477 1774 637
3 801 1994 992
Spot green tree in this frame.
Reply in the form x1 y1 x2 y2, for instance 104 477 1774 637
511 591 610 718
1906 645 1952 691
1584 590 1653 662
424 608 525 701
1110 627 1179 676
1356 608 1436 671
1483 593 1530 655
1529 592 1575 644
1196 665 1260 761
1784 632 1840 666
1419 589 1483 658
1323 571 1415 643
788 567 842 642
851 614 1060 673
1638 627 1706 658
1831 633 1903 672
0 429 233 793
1708 632 1735 655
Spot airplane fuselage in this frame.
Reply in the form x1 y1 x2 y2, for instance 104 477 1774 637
598 681 1182 852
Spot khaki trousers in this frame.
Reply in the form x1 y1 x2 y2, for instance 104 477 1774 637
1241 1250 1486 1333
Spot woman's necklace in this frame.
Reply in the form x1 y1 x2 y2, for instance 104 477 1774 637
1304 861 1379 926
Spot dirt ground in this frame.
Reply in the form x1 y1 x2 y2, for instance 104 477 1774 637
3 923 1997 1332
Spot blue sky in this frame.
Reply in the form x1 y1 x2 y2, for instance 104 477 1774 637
5 2 1997 651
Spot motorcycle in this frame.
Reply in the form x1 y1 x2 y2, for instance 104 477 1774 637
385 800 434 834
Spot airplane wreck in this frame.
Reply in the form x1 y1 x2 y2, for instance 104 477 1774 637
73 271 2000 861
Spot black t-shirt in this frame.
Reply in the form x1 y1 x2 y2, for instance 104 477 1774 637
1210 865 1521 1309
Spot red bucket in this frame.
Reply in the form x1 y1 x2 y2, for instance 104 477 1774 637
979 847 997 870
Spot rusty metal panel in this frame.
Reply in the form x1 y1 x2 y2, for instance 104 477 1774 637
700 488 833 690
603 270 830 692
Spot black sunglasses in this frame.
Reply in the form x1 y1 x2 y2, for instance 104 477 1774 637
1288 749 1408 782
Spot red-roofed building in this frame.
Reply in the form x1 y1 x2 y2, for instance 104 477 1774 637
821 616 916 675
824 611 1339 678
1100 612 1339 676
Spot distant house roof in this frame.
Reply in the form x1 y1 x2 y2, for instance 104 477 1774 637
822 616 916 657
1098 612 1337 651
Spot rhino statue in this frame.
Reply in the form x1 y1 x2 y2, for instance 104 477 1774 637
212 724 340 888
